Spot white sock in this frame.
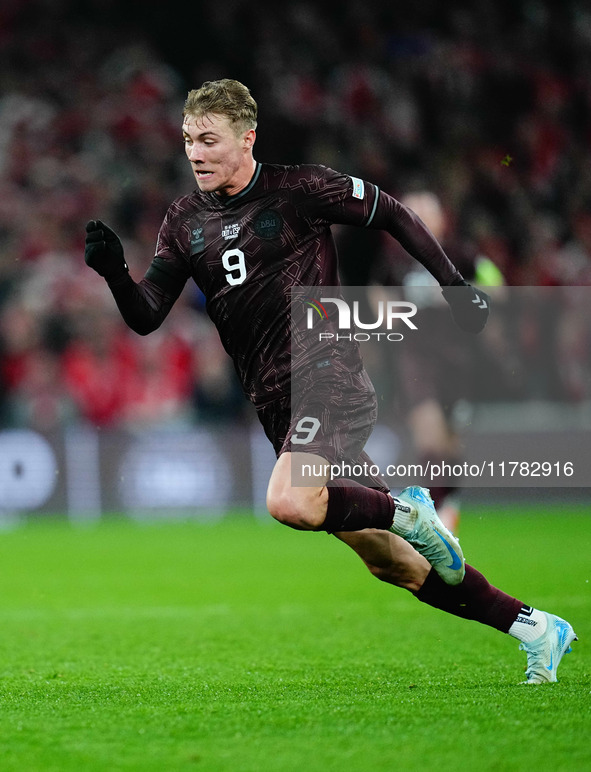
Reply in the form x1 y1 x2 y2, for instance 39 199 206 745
390 497 416 535
508 605 548 643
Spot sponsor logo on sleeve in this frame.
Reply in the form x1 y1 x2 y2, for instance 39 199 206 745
350 176 365 200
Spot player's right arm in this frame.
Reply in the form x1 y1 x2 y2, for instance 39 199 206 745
84 219 189 335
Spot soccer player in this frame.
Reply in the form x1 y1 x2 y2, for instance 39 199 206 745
84 79 576 683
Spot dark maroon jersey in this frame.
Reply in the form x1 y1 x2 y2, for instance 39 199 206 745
109 163 462 404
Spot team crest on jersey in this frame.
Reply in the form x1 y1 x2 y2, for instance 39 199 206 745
222 222 241 240
254 209 283 239
190 224 205 255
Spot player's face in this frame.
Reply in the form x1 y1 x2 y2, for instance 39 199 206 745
182 112 256 196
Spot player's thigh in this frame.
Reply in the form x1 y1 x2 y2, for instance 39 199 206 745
267 450 329 500
266 451 329 527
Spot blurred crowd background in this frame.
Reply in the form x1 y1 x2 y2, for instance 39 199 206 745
1 0 590 434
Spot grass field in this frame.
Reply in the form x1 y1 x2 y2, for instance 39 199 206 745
0 506 588 772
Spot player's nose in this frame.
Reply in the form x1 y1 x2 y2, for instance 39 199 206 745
188 144 205 163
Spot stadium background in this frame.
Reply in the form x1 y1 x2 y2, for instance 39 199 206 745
1 0 591 519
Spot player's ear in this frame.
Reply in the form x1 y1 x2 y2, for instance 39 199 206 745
243 128 256 149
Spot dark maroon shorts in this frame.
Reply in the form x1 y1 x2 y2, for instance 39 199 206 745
255 366 388 490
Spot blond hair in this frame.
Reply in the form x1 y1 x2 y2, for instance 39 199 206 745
183 79 258 134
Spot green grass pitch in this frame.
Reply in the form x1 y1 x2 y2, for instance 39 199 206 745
0 506 588 771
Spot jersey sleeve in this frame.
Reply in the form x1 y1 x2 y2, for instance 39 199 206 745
369 191 463 286
297 165 381 228
106 203 191 335
146 202 193 295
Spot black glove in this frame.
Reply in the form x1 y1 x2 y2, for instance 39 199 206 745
85 220 128 281
441 278 490 333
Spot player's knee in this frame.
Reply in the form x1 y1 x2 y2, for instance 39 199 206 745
266 489 323 530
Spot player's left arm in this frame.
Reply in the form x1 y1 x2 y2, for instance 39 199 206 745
303 169 490 334
372 192 490 333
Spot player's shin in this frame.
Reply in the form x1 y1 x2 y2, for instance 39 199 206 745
413 564 523 632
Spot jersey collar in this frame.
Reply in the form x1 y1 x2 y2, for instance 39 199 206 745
207 162 262 207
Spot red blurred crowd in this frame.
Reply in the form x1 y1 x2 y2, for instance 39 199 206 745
0 0 590 431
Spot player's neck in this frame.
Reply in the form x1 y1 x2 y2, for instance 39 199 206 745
216 157 258 198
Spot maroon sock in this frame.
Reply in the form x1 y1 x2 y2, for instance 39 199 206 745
321 479 395 532
414 565 523 633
